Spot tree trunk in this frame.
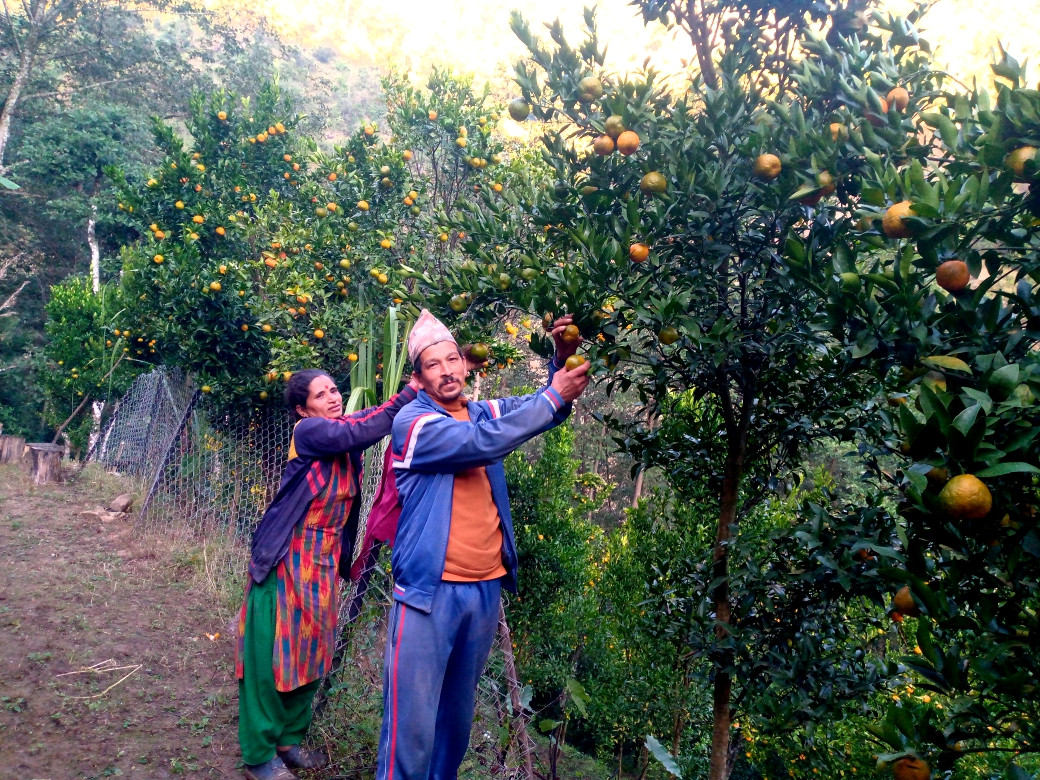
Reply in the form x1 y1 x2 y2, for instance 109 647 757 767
28 443 64 485
708 441 748 780
88 198 100 293
0 17 43 172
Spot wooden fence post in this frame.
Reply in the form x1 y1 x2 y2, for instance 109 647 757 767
0 435 26 464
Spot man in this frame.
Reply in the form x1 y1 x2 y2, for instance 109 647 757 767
375 309 590 779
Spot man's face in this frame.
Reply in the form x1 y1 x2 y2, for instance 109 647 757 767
416 341 466 404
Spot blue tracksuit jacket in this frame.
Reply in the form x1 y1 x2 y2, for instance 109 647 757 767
389 359 570 612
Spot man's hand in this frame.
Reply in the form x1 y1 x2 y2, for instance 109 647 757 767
549 358 591 403
549 314 581 362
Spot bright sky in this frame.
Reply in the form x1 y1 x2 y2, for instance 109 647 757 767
258 0 1040 90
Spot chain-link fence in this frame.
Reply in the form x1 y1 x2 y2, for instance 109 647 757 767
91 369 535 776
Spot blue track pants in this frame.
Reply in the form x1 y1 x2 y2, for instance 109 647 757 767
375 578 502 780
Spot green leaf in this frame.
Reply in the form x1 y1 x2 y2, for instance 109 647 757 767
645 735 683 778
974 462 1040 478
0 175 18 190
565 676 590 717
922 355 972 373
950 404 981 438
538 718 560 733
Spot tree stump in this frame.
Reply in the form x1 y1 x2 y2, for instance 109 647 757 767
28 443 65 486
0 435 25 464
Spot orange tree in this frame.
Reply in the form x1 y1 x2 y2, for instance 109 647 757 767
405 2 1040 778
811 42 1040 780
40 277 145 452
108 76 513 412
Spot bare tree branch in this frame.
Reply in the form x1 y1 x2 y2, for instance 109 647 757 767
21 75 140 101
0 279 30 314
2 0 23 56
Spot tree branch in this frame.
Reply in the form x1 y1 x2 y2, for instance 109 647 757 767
2 0 22 56
20 75 140 101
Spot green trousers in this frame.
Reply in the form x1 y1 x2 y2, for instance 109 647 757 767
238 574 322 766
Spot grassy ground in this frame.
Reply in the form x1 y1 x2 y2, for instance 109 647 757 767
0 463 240 779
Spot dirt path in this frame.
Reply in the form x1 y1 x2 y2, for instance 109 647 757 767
0 464 241 779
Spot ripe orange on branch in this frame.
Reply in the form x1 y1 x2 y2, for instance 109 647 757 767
1006 145 1038 180
616 131 640 156
887 86 910 111
935 260 971 292
893 585 921 617
882 201 916 239
938 474 992 521
629 243 650 263
593 135 614 155
564 354 587 371
752 153 781 181
892 757 930 780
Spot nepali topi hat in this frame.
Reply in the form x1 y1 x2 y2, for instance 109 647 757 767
408 309 458 365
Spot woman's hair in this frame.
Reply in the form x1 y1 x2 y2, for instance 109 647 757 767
285 369 332 421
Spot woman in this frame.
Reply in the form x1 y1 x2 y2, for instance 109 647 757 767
236 368 419 780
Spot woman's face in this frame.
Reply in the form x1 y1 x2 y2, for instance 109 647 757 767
297 375 343 420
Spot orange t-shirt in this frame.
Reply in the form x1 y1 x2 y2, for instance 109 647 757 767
441 403 507 582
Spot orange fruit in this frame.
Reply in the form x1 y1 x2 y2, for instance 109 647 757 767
469 343 490 361
428 110 438 121
561 324 581 343
753 153 782 181
328 172 337 181
577 76 604 102
380 238 392 249
216 226 225 236
616 130 640 156
593 135 614 155
153 254 163 264
564 354 586 371
658 326 680 345
829 122 848 142
639 171 667 194
887 86 910 111
313 329 324 339
892 757 930 780
817 171 836 196
508 98 530 121
867 96 890 127
357 200 369 211
1006 145 1038 179
209 281 221 292
192 214 204 224
935 259 971 292
217 111 227 121
938 474 992 520
629 243 650 263
893 586 920 617
604 115 626 139
403 149 413 160
882 201 915 238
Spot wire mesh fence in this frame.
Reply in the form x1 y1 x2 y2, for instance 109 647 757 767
91 368 534 777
